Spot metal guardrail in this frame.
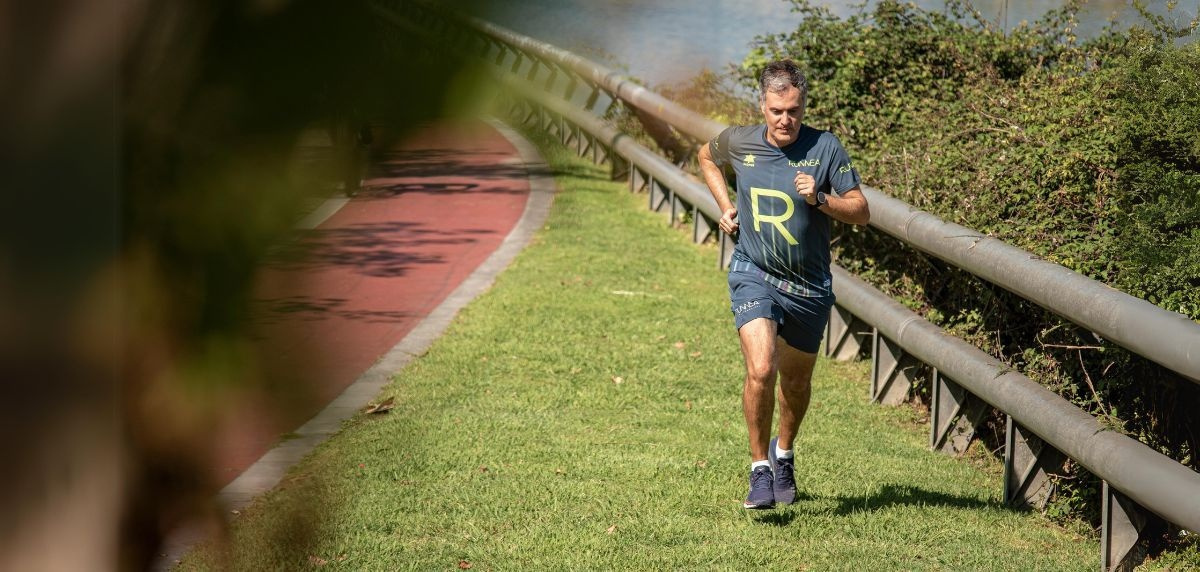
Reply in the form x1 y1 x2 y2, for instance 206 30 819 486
862 189 1200 384
372 2 1200 569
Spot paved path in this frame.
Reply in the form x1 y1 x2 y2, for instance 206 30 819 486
156 118 554 568
214 119 536 484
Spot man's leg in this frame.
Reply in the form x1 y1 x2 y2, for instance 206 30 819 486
739 317 778 462
739 317 779 509
767 340 816 505
775 341 817 451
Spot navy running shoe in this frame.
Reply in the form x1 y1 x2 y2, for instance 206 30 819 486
769 436 796 505
743 465 775 509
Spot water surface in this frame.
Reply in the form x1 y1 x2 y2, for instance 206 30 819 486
476 0 1193 85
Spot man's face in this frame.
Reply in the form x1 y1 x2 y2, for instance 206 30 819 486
760 86 805 147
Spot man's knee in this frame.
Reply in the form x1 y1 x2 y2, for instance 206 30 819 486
778 371 812 395
744 360 777 388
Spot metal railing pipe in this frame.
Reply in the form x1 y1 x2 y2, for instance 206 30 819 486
861 187 1200 384
497 72 722 221
832 264 1200 532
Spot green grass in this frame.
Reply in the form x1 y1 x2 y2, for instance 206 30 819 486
178 122 1096 571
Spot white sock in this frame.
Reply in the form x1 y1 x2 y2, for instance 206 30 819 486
775 443 793 460
751 460 771 471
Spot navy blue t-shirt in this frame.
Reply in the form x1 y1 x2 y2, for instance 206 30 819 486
709 124 861 297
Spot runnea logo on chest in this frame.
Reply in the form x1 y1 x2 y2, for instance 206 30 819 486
749 187 798 246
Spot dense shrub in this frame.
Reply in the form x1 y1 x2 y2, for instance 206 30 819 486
680 0 1200 541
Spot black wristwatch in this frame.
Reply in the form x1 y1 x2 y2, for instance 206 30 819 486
812 191 827 208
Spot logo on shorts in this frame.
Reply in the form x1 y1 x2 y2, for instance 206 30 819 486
734 300 761 315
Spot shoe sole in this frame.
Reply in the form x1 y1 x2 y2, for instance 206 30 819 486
743 501 775 510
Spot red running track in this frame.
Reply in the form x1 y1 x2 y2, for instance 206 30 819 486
211 119 531 486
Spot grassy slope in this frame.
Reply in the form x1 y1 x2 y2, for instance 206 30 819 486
179 123 1094 571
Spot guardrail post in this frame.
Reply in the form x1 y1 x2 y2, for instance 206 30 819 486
649 178 668 212
563 122 578 151
539 110 556 137
525 55 541 82
547 110 559 140
575 127 590 157
590 138 604 165
692 209 714 245
525 104 540 128
585 87 601 112
1101 481 1149 572
1003 415 1065 510
543 63 559 92
930 369 988 455
609 151 627 181
670 189 687 227
564 75 579 101
871 332 916 405
630 167 648 193
824 304 871 361
510 99 534 127
719 234 734 269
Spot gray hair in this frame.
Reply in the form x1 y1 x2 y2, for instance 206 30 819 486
759 59 808 101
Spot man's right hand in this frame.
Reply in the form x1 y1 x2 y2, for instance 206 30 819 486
720 207 739 235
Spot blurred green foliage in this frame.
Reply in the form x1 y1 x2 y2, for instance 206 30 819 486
123 0 464 352
115 1 476 566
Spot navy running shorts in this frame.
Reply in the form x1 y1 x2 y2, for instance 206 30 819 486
728 261 835 353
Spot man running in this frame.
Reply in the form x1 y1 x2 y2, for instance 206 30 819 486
697 59 870 509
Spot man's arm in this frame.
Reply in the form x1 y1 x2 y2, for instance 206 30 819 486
811 186 870 226
793 170 870 226
697 141 739 235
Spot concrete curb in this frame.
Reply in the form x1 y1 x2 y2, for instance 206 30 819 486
155 119 554 569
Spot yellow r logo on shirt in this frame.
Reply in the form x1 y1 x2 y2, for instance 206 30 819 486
750 187 798 245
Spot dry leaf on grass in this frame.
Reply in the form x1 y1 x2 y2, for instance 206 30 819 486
606 524 617 534
673 341 686 349
458 560 473 569
308 555 328 566
611 376 623 384
364 397 394 414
